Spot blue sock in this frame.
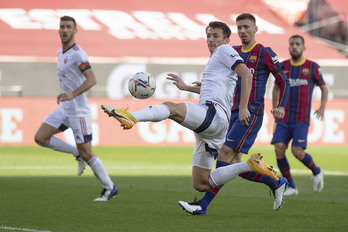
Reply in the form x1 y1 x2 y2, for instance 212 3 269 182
239 172 279 189
200 161 229 210
277 157 296 188
301 153 320 175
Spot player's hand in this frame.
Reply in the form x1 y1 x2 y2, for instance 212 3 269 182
271 106 285 119
239 108 250 126
192 81 202 87
166 73 188 91
314 108 325 121
57 92 74 104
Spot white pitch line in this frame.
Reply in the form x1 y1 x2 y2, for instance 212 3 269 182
0 165 347 176
0 226 51 232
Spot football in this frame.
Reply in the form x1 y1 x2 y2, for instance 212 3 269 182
128 72 156 99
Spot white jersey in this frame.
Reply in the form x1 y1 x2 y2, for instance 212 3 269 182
199 44 243 119
57 43 91 117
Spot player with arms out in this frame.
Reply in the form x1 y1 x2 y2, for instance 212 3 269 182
271 35 328 195
34 16 118 201
102 21 281 208
178 13 290 215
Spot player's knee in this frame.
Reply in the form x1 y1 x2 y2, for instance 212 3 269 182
34 133 47 146
291 147 304 160
274 143 286 158
78 150 94 162
218 145 236 163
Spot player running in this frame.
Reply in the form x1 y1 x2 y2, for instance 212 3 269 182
34 16 118 201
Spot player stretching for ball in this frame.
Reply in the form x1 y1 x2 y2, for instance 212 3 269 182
178 13 290 215
102 21 281 211
34 16 118 201
271 35 328 195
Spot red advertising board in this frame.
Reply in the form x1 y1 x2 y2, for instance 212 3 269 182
0 97 347 146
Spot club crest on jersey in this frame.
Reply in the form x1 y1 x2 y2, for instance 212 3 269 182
249 55 257 63
64 58 68 64
302 68 309 75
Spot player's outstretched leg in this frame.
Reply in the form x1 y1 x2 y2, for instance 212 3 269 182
101 104 137 129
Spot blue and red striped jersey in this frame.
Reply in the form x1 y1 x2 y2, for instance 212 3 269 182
279 58 325 124
232 42 289 115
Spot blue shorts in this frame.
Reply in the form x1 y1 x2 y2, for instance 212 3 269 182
271 121 309 148
224 111 263 154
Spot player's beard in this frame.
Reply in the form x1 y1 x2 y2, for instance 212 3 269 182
291 51 302 60
60 34 74 45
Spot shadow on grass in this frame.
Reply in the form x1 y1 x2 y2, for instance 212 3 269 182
0 175 347 232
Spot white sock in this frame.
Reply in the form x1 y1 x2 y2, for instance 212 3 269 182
131 104 170 122
209 161 251 186
44 136 79 157
88 155 114 190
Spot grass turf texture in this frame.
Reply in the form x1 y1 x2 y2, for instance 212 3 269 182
0 146 347 232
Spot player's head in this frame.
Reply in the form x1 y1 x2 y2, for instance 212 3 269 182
236 13 258 45
289 35 305 60
205 21 231 54
59 16 77 45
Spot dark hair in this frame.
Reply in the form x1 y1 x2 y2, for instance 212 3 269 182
60 15 76 27
289 34 305 45
236 13 256 25
205 21 231 39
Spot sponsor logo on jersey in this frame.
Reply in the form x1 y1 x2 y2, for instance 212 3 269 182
289 78 308 87
249 55 257 63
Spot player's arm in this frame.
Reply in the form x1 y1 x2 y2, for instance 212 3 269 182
234 63 252 126
265 49 290 119
272 82 280 109
58 68 96 103
167 73 201 94
314 83 328 121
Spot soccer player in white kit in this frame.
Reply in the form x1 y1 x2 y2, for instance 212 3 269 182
34 16 118 201
102 21 278 209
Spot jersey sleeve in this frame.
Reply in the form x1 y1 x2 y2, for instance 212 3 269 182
264 47 290 108
219 45 244 70
75 50 91 73
313 62 325 86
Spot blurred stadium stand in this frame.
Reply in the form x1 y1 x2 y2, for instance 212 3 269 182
0 0 347 98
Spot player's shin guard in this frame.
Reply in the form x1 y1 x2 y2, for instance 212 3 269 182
200 161 229 210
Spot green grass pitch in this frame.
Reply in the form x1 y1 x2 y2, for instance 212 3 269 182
0 145 347 232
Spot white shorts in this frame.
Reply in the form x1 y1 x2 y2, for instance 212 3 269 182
43 109 93 144
181 101 229 170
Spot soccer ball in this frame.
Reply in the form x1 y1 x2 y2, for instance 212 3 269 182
128 72 156 99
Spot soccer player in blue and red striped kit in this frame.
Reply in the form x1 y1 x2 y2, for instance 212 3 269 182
271 35 328 195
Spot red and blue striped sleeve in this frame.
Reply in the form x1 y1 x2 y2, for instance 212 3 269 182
264 47 290 108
